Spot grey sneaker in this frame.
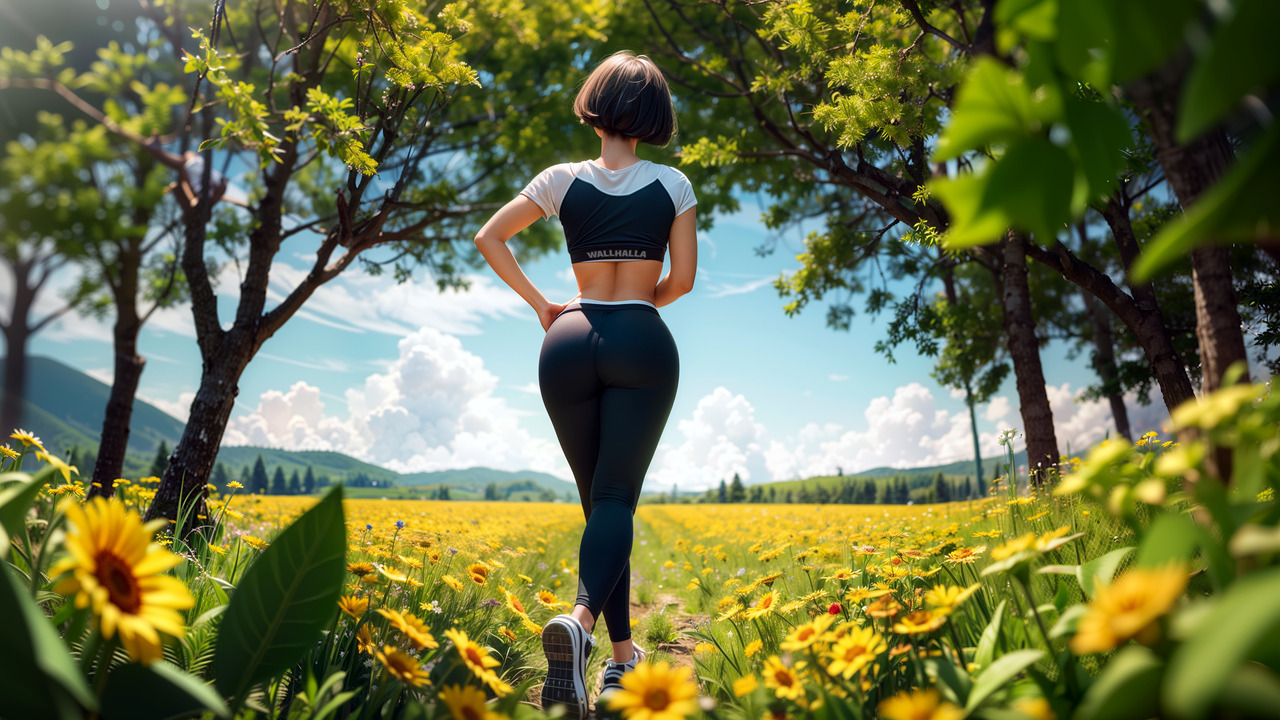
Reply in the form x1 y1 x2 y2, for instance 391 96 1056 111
597 641 646 701
541 614 595 719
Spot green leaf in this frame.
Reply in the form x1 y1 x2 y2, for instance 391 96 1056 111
1134 122 1280 281
213 486 347 704
1062 96 1131 203
101 661 229 720
0 466 57 541
1055 0 1114 88
1165 566 1280 719
934 58 1049 162
1135 512 1197 568
932 172 1012 249
1218 663 1280 720
923 657 972 707
965 648 1045 712
1179 0 1280 141
986 136 1074 241
1109 0 1202 83
1077 546 1134 598
974 600 1008 670
0 563 95 719
1073 646 1163 720
995 0 1058 42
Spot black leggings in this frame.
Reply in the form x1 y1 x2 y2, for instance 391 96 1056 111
539 301 679 643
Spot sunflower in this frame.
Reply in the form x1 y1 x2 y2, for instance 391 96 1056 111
347 562 376 576
606 660 699 720
444 628 511 696
49 497 193 664
468 563 490 585
377 608 439 649
499 626 518 643
1072 564 1188 654
502 588 527 617
442 575 465 592
521 616 543 636
825 626 886 679
761 656 806 702
536 589 564 609
376 645 432 688
356 625 377 655
743 590 780 620
439 684 497 720
338 595 369 619
877 688 964 720
892 610 948 635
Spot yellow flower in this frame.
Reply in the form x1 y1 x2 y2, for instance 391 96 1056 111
521 616 544 636
780 615 835 651
347 562 376 576
844 587 891 603
49 498 193 664
892 610 948 635
761 656 805 701
226 480 244 489
356 625 377 655
606 660 699 720
821 568 858 581
825 626 886 679
733 674 759 697
991 533 1036 560
377 645 432 687
36 451 78 483
0 445 20 460
376 564 410 584
468 562 490 585
1072 564 1188 654
10 428 45 451
442 575 465 592
744 590 779 620
744 639 763 658
923 584 979 613
440 684 499 720
338 595 369 619
241 535 270 552
499 626 518 643
397 554 424 569
445 628 511 696
502 588 527 616
377 608 439 650
1013 698 1057 720
878 689 964 720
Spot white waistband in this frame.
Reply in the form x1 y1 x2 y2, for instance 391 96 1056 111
568 298 657 309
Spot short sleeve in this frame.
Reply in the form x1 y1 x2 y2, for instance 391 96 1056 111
668 168 697 217
519 164 575 219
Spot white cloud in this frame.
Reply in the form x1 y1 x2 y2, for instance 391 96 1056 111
703 276 775 298
984 396 1012 422
513 381 541 395
829 374 849 382
221 327 569 478
650 387 771 491
143 390 197 423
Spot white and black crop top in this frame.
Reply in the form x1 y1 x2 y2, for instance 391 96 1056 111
520 160 697 263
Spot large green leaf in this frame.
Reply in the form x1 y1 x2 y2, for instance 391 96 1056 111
965 649 1044 712
1077 546 1134 598
1135 513 1198 568
101 661 229 720
1109 0 1202 83
213 486 347 703
1073 646 1162 720
1179 0 1280 141
1217 663 1280 720
1062 96 1132 204
933 58 1058 161
974 599 1008 670
1054 0 1114 88
1165 566 1280 719
1133 116 1280 280
0 466 57 543
0 562 95 719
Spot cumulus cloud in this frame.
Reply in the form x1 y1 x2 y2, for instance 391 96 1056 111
655 381 1171 490
222 327 568 477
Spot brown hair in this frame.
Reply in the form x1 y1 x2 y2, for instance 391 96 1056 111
573 51 677 146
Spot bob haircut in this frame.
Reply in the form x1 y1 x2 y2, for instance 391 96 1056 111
573 51 677 147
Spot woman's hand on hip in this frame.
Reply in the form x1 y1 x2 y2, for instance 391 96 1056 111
538 301 567 331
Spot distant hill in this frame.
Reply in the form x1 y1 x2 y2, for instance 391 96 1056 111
3 356 576 496
848 450 1028 481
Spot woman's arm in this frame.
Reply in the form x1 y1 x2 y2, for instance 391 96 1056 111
655 207 697 308
474 195 567 330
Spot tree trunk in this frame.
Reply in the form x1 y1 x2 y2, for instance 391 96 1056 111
1081 291 1132 442
143 330 252 524
88 343 144 499
1000 233 1060 485
1 257 36 436
1129 67 1251 392
964 379 985 485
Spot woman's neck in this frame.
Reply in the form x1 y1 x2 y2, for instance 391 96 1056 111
596 133 641 171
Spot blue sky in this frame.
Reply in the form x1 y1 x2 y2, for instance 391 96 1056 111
13 188 1168 491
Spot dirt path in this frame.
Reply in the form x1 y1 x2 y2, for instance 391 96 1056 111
628 591 703 673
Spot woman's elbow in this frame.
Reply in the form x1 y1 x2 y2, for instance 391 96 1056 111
674 275 695 296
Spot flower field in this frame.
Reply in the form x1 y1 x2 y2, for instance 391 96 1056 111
1 381 1278 720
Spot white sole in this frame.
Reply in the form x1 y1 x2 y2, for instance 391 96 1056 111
541 618 589 719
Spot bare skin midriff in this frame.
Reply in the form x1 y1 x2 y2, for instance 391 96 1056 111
573 259 663 303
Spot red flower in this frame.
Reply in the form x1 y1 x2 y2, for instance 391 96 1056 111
828 602 841 615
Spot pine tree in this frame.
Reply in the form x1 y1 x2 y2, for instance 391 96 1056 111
304 466 316 494
250 456 269 494
728 473 746 503
717 479 728 503
149 441 170 479
288 470 302 495
270 466 287 495
211 462 228 491
769 487 777 503
438 485 452 501
934 471 951 503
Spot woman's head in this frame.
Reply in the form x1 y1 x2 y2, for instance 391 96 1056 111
574 51 676 146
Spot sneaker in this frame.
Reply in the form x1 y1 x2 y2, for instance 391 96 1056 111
541 614 595 719
597 641 647 700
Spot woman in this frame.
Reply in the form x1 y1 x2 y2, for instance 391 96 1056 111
473 51 696 717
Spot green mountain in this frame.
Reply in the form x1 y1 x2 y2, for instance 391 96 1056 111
399 467 578 496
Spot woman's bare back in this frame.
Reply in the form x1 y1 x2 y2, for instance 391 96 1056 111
573 260 664 303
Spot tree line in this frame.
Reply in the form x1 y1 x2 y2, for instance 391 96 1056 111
647 471 987 506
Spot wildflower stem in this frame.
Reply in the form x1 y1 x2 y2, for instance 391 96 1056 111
1015 577 1054 652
